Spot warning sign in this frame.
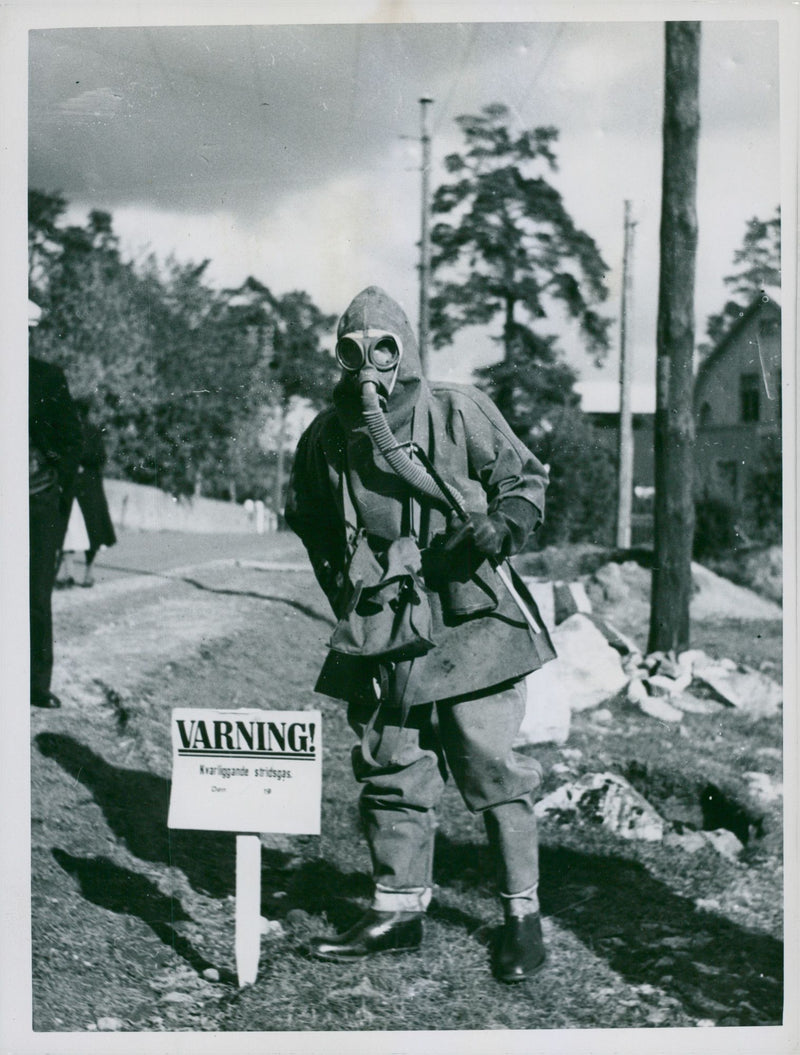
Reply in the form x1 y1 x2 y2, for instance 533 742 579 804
167 708 322 834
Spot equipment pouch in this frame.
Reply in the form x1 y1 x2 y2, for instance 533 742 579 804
328 534 435 662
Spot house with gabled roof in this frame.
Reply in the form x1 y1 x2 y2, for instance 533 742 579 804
693 291 781 509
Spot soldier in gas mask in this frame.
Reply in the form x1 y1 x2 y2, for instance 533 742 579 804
285 287 555 982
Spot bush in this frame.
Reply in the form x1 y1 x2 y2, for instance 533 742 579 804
532 409 617 548
746 434 782 544
693 494 740 558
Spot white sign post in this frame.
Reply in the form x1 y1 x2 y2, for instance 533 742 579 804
167 708 322 987
235 834 262 986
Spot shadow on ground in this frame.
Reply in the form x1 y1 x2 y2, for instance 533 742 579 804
433 831 782 1025
36 733 236 898
80 562 334 626
51 849 235 980
178 576 335 626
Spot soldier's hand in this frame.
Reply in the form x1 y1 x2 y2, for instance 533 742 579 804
444 513 508 559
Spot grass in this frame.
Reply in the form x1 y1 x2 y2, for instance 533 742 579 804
29 551 784 1032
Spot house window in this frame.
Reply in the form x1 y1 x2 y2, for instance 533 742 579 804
740 373 760 423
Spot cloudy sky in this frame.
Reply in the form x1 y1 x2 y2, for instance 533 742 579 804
25 8 783 394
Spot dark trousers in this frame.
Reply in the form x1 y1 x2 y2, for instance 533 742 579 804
30 486 62 700
348 679 542 910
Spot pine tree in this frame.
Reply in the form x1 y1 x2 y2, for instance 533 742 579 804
429 101 611 421
701 207 781 353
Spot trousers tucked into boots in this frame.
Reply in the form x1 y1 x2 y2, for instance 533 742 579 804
347 678 542 912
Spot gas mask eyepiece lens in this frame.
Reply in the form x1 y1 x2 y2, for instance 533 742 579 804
336 337 365 372
371 336 400 370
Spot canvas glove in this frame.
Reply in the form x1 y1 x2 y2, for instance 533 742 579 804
444 513 509 560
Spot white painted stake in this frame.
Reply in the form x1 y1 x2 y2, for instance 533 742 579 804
235 833 262 986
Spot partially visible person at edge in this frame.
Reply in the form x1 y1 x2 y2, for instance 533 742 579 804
28 299 82 709
285 286 556 983
57 396 117 588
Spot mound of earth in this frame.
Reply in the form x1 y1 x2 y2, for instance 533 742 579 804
584 560 782 624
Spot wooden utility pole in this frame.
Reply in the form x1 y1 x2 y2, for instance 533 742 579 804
616 200 636 549
273 395 287 529
648 21 701 655
418 96 433 377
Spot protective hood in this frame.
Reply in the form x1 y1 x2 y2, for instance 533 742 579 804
333 286 425 434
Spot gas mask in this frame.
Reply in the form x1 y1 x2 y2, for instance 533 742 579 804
335 329 403 399
335 326 464 513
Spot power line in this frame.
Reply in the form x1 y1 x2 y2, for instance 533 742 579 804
511 24 565 130
431 23 482 137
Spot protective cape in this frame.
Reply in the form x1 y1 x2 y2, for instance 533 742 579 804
285 286 556 707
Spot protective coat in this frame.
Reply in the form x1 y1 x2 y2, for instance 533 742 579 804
285 287 556 706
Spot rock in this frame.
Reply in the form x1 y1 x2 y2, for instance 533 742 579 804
260 918 285 939
590 708 613 724
670 693 726 715
553 581 579 624
690 562 783 621
521 578 555 632
667 671 693 694
660 935 694 950
702 828 744 860
638 696 684 723
534 771 665 841
328 977 383 1001
742 771 783 806
162 991 194 1004
570 580 593 612
622 652 646 676
663 828 707 853
692 663 782 719
553 580 592 624
588 615 641 657
591 562 630 603
742 545 782 605
677 648 714 674
403 978 444 998
645 674 679 697
626 677 649 704
551 614 628 712
645 1008 670 1026
652 652 683 679
550 762 573 777
561 747 583 761
755 746 782 760
640 657 692 697
695 897 722 912
202 968 220 982
96 1017 125 1031
286 908 312 927
518 662 572 744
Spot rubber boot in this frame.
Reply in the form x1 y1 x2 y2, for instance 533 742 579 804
494 908 546 983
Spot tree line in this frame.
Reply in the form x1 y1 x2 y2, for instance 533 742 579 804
28 190 338 505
